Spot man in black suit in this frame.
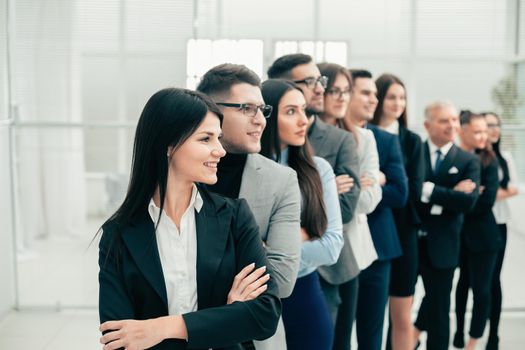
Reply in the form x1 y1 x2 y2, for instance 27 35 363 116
414 101 481 350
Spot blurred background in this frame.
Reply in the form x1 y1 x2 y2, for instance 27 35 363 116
0 0 524 348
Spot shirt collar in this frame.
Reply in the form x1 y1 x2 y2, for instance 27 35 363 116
428 140 454 156
148 184 203 223
380 120 399 135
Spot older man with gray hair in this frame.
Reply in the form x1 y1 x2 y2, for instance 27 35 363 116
413 100 480 350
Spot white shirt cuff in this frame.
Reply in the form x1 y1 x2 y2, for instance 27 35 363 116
421 181 435 203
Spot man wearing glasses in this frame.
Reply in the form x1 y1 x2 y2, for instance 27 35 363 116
267 54 362 334
197 63 301 350
268 54 360 225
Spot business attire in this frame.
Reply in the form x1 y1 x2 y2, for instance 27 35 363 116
209 152 302 350
347 127 382 271
279 152 344 350
98 186 281 350
487 150 519 348
382 122 424 296
355 124 408 350
308 117 363 350
455 156 501 342
382 122 424 350
319 126 380 350
414 141 480 350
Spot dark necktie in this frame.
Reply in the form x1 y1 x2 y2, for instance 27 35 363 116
434 149 443 174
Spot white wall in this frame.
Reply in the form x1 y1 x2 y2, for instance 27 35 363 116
197 0 513 127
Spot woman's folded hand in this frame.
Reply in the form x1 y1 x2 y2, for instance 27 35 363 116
227 263 270 304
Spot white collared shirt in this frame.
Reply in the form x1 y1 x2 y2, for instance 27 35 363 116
380 120 400 135
148 185 203 316
427 140 454 172
421 140 454 204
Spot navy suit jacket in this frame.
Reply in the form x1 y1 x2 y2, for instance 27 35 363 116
98 187 281 350
366 124 408 260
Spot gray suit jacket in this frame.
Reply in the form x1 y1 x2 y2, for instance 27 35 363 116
239 153 302 298
309 117 361 284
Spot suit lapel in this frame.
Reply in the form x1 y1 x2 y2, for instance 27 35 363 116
238 154 264 204
424 141 433 180
399 126 407 148
195 194 230 308
308 116 329 154
121 215 168 308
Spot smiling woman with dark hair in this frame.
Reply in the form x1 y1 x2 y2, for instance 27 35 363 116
97 88 281 350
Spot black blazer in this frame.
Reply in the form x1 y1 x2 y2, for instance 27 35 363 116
392 126 425 240
367 124 409 260
417 142 480 269
98 187 281 350
462 157 502 253
309 116 361 224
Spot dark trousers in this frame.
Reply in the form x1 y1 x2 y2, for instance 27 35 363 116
356 259 391 350
320 276 359 350
488 224 507 341
414 239 455 350
455 241 498 338
282 272 334 350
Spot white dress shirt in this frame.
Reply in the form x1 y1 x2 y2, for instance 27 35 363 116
148 185 203 316
421 140 454 203
380 120 400 135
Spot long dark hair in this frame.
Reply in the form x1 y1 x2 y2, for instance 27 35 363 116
101 88 223 233
260 79 327 239
372 73 408 127
459 110 496 167
482 112 510 188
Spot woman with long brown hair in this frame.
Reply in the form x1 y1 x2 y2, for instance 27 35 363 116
261 79 344 350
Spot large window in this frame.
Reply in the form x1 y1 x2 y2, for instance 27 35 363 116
274 41 348 66
186 39 264 89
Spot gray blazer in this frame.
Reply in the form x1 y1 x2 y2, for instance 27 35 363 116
309 117 361 284
239 153 302 298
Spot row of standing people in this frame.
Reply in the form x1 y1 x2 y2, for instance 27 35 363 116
265 55 519 350
96 53 518 350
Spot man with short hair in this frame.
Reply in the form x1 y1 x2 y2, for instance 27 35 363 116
414 101 480 350
268 54 360 232
347 69 408 350
197 63 301 350
268 54 362 349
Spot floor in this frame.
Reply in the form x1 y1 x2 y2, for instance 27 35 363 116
0 309 524 349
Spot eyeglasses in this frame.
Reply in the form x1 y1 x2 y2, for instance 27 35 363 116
293 76 328 90
216 102 273 118
487 123 500 129
326 88 351 99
